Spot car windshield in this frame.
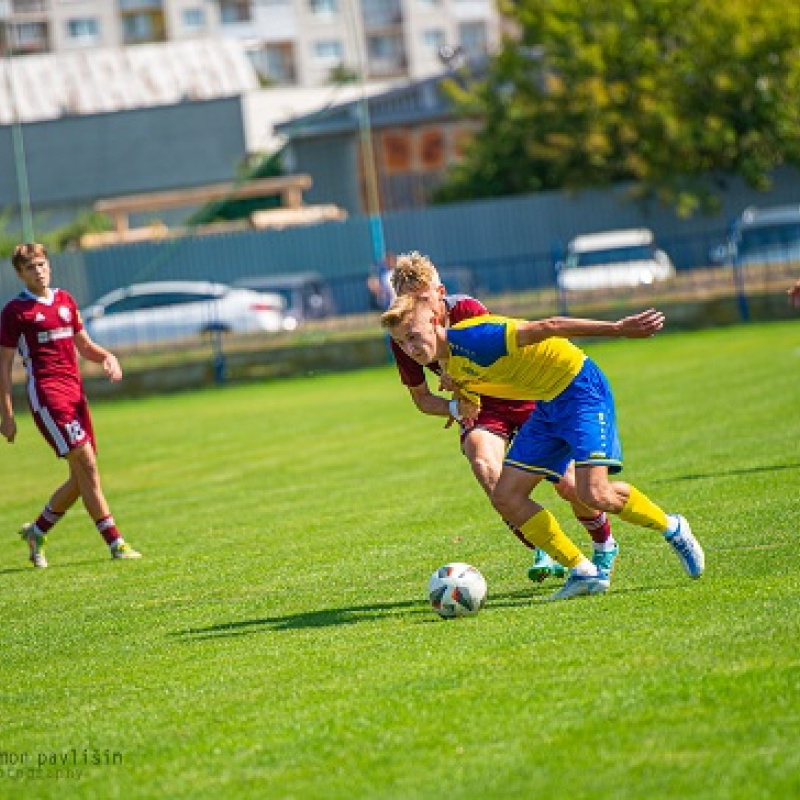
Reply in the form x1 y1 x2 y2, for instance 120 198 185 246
739 223 800 258
568 245 654 268
101 291 221 315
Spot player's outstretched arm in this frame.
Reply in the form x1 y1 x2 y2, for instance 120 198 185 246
0 346 17 443
74 331 123 382
516 308 665 345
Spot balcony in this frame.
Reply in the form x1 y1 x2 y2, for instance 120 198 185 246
10 0 47 14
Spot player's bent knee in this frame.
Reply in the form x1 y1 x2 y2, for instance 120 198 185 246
553 479 578 503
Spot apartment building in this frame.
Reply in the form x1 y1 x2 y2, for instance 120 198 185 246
0 0 499 87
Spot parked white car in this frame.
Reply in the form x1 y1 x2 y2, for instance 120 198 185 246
558 228 675 291
81 280 294 347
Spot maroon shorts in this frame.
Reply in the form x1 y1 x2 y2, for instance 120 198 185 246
31 393 96 457
460 397 534 444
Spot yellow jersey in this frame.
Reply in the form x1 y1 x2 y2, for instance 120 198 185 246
445 315 585 406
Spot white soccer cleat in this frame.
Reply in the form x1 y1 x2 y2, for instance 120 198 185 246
664 515 704 578
20 522 48 569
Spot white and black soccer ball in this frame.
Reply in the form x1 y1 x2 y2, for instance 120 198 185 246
427 562 487 619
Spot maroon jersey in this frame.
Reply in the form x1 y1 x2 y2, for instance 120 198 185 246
390 294 535 434
0 288 84 403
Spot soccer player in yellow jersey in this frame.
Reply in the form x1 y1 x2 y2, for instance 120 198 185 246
381 294 705 601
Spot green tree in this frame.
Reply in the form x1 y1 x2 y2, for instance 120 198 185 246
435 0 800 215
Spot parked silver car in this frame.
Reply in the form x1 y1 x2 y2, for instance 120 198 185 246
728 205 800 267
81 280 294 347
558 228 675 291
234 272 335 327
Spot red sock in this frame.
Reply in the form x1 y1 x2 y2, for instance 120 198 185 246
579 512 612 545
34 504 65 534
95 515 121 545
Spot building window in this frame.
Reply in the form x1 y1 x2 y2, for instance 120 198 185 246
66 17 101 44
123 15 153 41
8 21 48 49
118 0 162 9
361 0 402 27
459 21 487 58
220 0 252 23
312 39 343 65
182 7 206 29
421 28 445 55
309 0 337 17
12 0 46 12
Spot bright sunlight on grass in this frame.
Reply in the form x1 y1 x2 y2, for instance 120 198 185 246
1 320 799 799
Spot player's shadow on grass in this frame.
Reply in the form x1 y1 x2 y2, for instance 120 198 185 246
175 599 431 639
0 559 103 575
176 590 559 640
653 461 800 484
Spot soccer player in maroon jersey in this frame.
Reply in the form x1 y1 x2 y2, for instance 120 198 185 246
388 252 619 582
789 278 800 307
0 243 141 567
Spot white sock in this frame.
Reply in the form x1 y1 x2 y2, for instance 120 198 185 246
572 558 598 577
593 537 617 552
665 516 680 536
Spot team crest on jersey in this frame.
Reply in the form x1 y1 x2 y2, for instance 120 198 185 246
58 306 72 323
35 312 45 322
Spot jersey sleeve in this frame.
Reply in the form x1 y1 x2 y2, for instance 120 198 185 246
447 316 514 366
448 296 489 324
0 303 20 349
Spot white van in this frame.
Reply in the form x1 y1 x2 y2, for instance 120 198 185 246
558 228 675 291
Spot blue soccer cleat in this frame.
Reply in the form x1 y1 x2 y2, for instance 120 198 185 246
664 515 704 578
592 540 619 579
528 548 567 583
549 568 610 601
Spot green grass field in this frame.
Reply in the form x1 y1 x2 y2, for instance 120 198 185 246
2 320 799 800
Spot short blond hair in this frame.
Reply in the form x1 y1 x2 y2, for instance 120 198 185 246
11 243 47 273
380 292 436 331
390 251 441 296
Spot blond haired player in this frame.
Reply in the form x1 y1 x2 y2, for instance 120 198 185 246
382 292 704 600
388 251 618 582
0 243 141 567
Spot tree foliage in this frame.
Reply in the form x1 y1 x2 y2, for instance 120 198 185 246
434 0 800 215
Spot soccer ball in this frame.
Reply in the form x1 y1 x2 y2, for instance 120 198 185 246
427 562 487 619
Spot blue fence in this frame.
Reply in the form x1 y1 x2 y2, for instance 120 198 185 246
1 179 798 351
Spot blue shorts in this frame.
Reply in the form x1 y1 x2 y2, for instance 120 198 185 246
504 357 623 481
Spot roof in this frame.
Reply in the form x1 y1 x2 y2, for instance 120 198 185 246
274 71 468 141
740 204 800 228
0 38 258 125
